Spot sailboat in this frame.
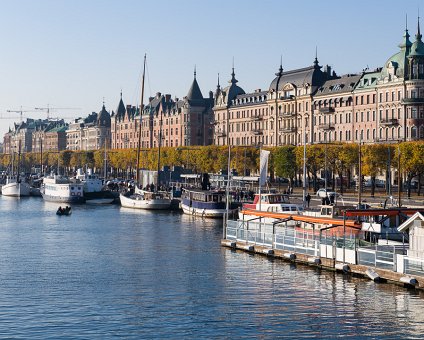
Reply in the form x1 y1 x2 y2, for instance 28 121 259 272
2 142 31 197
120 55 172 210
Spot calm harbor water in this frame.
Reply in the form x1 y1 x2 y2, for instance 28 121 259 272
1 197 424 338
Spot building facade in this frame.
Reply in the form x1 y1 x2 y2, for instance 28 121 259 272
3 119 66 154
111 72 214 150
66 105 111 151
213 22 424 146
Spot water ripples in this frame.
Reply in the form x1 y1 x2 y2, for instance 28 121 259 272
0 197 424 338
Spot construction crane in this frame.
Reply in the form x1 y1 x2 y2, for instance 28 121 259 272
35 105 80 119
6 107 35 122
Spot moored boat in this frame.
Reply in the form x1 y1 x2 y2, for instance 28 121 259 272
120 190 171 210
75 168 116 202
241 192 303 223
2 175 31 197
181 188 238 218
41 174 85 203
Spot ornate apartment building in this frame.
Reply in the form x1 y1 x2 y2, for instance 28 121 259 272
111 73 214 149
214 22 424 146
3 119 67 154
66 104 111 151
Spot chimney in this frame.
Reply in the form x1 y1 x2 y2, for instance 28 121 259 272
156 92 162 98
149 97 154 102
165 94 171 102
209 91 213 99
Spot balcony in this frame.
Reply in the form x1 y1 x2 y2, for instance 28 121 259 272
279 126 297 133
216 131 226 137
402 97 424 105
380 118 399 127
318 123 335 131
319 106 335 114
251 129 263 135
279 111 296 117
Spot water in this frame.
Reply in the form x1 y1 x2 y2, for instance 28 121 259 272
1 197 424 339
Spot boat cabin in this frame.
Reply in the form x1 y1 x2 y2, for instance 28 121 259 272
182 188 226 203
243 192 303 214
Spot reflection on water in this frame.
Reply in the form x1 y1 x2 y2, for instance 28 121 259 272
0 196 424 338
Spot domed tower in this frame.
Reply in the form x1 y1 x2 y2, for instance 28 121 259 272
381 19 412 80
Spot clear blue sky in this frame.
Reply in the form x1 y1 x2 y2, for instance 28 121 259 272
0 0 421 138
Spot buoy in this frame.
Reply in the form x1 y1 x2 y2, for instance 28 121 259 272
308 257 321 265
365 268 380 282
335 263 350 272
262 249 274 256
240 244 254 252
400 276 418 285
222 240 236 248
283 253 296 260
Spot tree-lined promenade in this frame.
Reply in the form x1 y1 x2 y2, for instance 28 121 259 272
1 141 423 198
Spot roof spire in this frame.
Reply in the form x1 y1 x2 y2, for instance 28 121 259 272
314 46 320 67
217 73 220 89
120 89 122 99
417 10 422 41
275 56 283 76
194 65 197 79
230 58 238 84
102 97 105 108
399 14 412 50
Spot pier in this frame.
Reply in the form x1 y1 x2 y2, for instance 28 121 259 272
222 218 424 289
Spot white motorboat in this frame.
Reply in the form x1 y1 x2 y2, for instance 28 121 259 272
75 168 116 202
120 190 171 210
41 174 85 203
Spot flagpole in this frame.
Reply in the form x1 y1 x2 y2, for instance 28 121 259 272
259 144 262 213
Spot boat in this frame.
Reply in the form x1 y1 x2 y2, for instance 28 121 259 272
56 206 72 216
181 188 238 218
75 168 116 203
2 175 31 197
2 143 31 197
120 189 172 210
119 54 172 211
41 174 85 203
240 191 304 223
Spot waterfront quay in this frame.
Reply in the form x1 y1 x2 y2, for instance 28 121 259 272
222 216 424 289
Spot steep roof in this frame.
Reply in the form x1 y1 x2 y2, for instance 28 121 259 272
187 77 204 101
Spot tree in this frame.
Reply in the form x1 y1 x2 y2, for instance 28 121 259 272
274 146 297 188
398 142 424 198
362 144 388 197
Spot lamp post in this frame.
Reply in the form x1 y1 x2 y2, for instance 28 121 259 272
397 142 401 207
358 140 362 205
319 123 334 196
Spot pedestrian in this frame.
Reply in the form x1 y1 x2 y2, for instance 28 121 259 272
306 193 311 208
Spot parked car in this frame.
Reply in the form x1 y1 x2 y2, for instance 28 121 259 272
316 188 339 198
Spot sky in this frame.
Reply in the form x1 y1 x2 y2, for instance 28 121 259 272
0 0 421 138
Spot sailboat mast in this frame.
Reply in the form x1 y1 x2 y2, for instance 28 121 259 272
157 109 163 192
103 140 107 180
16 140 21 183
136 54 146 186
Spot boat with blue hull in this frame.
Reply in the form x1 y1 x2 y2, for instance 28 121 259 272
181 188 238 218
